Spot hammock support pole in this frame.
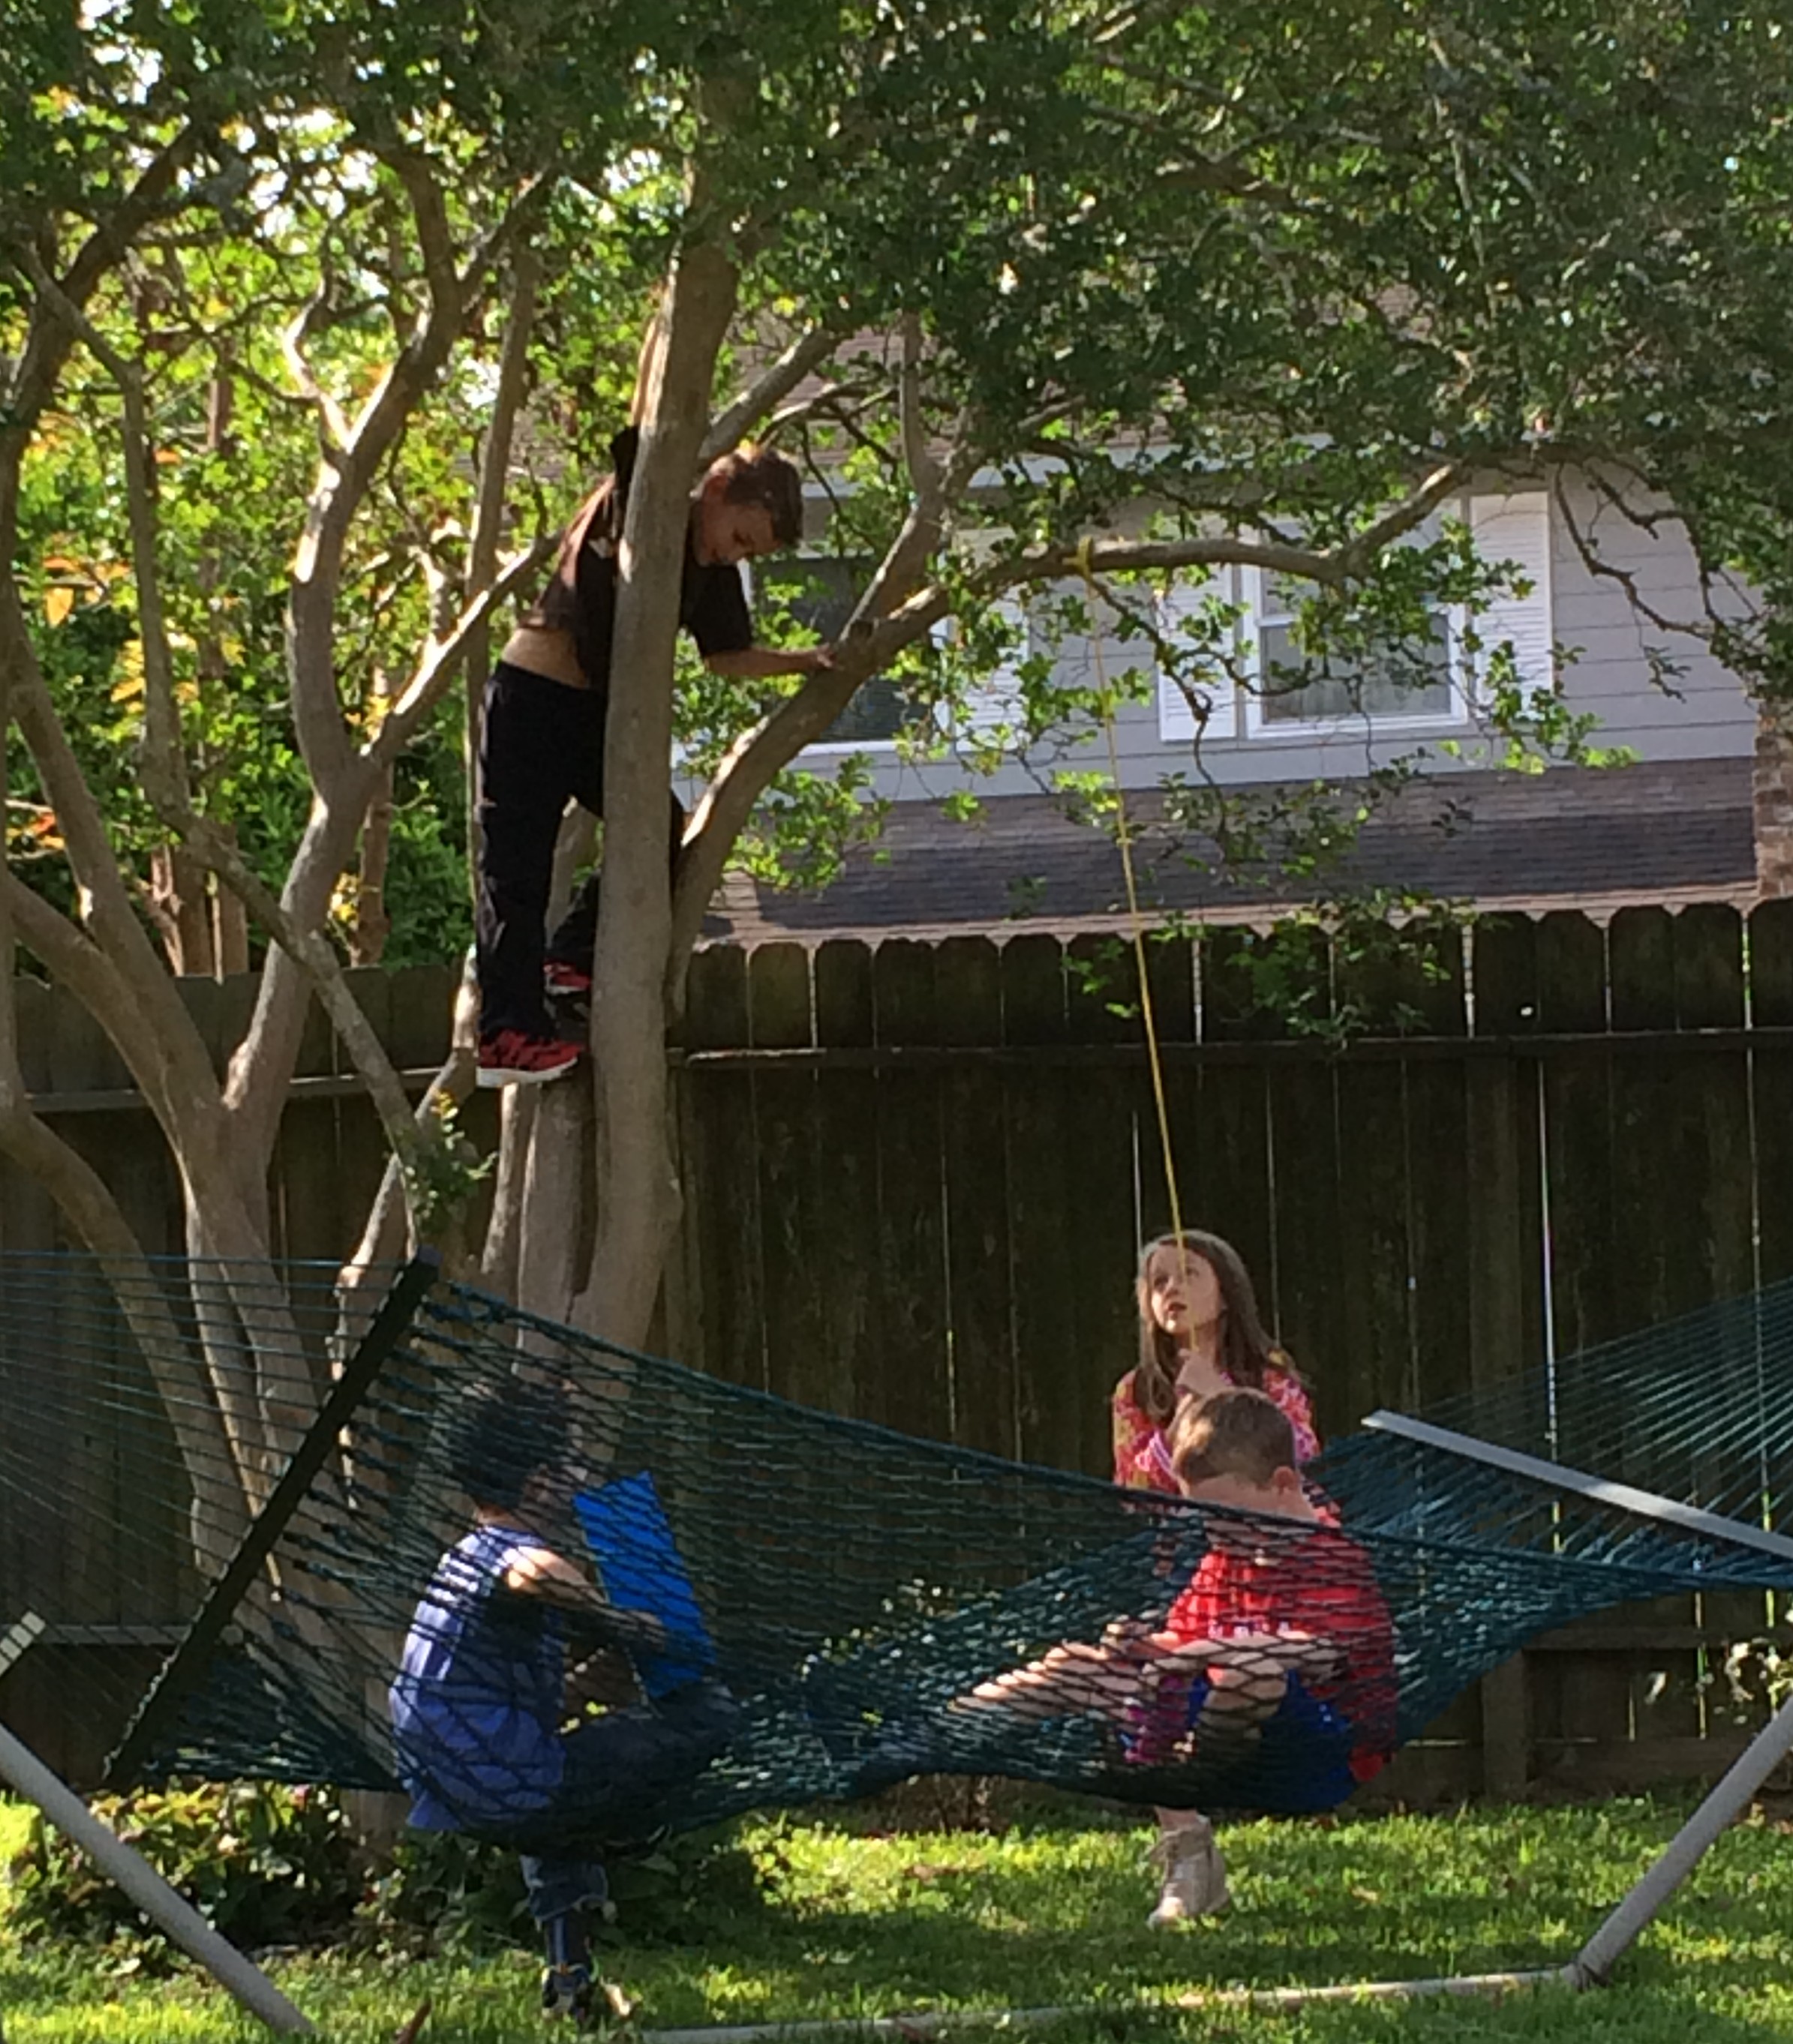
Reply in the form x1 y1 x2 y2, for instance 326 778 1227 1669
1569 1682 1793 1986
104 1249 441 1789
1360 1411 1793 1563
0 1614 314 2036
639 1967 1572 2043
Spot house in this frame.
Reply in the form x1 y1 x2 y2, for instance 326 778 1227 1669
704 473 1766 942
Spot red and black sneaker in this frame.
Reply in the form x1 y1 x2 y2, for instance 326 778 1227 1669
476 1028 581 1088
544 960 593 999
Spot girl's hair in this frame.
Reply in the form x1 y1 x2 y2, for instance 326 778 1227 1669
1132 1229 1291 1426
704 443 804 546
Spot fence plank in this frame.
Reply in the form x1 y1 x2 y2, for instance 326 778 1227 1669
1191 932 1278 1334
1137 932 1198 1238
1537 911 1617 1356
1062 935 1153 1478
1333 935 1423 1422
1752 901 1793 1287
749 945 833 1413
1257 931 1347 1436
937 937 1019 1458
1533 912 1634 1764
1001 936 1086 1470
680 945 764 1387
871 940 951 1438
803 938 881 1424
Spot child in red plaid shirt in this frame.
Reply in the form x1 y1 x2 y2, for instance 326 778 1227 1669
961 1390 1395 1918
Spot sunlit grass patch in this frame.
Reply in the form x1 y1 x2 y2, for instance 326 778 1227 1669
4 1796 1793 2042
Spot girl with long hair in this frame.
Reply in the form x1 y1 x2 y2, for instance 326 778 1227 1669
1110 1229 1319 1924
1113 1230 1317 1497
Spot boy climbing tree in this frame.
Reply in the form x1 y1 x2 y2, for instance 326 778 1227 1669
476 422 831 1084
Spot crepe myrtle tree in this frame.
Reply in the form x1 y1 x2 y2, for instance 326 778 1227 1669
2 0 1790 1475
557 2 1793 1343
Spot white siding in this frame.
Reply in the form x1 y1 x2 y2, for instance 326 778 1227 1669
806 472 1758 803
1547 473 1757 760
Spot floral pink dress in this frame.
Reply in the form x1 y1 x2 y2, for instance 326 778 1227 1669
1110 1360 1319 1493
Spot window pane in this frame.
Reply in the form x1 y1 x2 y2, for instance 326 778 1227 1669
1257 619 1454 724
758 557 909 744
824 674 906 743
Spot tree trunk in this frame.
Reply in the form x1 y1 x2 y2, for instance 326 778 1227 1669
351 671 395 966
577 192 739 1346
1755 702 1793 899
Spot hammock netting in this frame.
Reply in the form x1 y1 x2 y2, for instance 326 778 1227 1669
2 1252 1790 1844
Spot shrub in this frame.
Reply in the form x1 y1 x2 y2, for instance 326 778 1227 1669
7 1781 360 1961
6 1780 771 1963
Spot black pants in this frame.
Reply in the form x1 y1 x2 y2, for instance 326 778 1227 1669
475 663 685 1038
513 1682 740 1922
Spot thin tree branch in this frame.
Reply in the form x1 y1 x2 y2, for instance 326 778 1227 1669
701 324 842 463
373 533 558 763
898 313 940 500
281 293 353 452
239 176 549 1174
3 128 198 447
17 252 193 821
343 955 479 1282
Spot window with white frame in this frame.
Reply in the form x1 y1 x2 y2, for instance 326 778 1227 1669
1239 491 1552 737
1243 565 1458 731
758 555 909 747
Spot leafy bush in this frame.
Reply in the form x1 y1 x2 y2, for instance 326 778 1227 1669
7 1781 360 1961
356 1820 776 1955
356 1826 532 1955
6 1781 772 1964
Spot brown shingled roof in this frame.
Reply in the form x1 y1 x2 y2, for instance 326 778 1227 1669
708 758 1755 943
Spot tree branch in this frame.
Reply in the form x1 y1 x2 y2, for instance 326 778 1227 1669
2 128 198 449
17 251 192 821
464 242 542 758
669 474 1472 991
281 293 353 452
701 324 842 463
898 313 940 500
242 175 548 1176
170 808 431 1235
371 533 558 764
342 955 479 1282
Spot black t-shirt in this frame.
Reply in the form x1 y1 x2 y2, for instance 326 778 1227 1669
525 427 753 697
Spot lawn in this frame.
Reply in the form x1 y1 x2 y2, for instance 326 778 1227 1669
4 1794 1793 2042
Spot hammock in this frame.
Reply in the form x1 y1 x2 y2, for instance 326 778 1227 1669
2 1252 1790 1842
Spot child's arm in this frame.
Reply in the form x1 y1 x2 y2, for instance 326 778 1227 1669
704 644 835 680
500 1543 671 1657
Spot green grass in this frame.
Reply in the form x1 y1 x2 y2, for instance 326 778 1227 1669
5 1796 1793 2042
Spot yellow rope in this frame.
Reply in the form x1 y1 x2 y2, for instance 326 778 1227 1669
1072 537 1185 1244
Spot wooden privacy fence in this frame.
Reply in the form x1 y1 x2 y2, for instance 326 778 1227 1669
668 901 1793 1798
3 899 1792 1794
